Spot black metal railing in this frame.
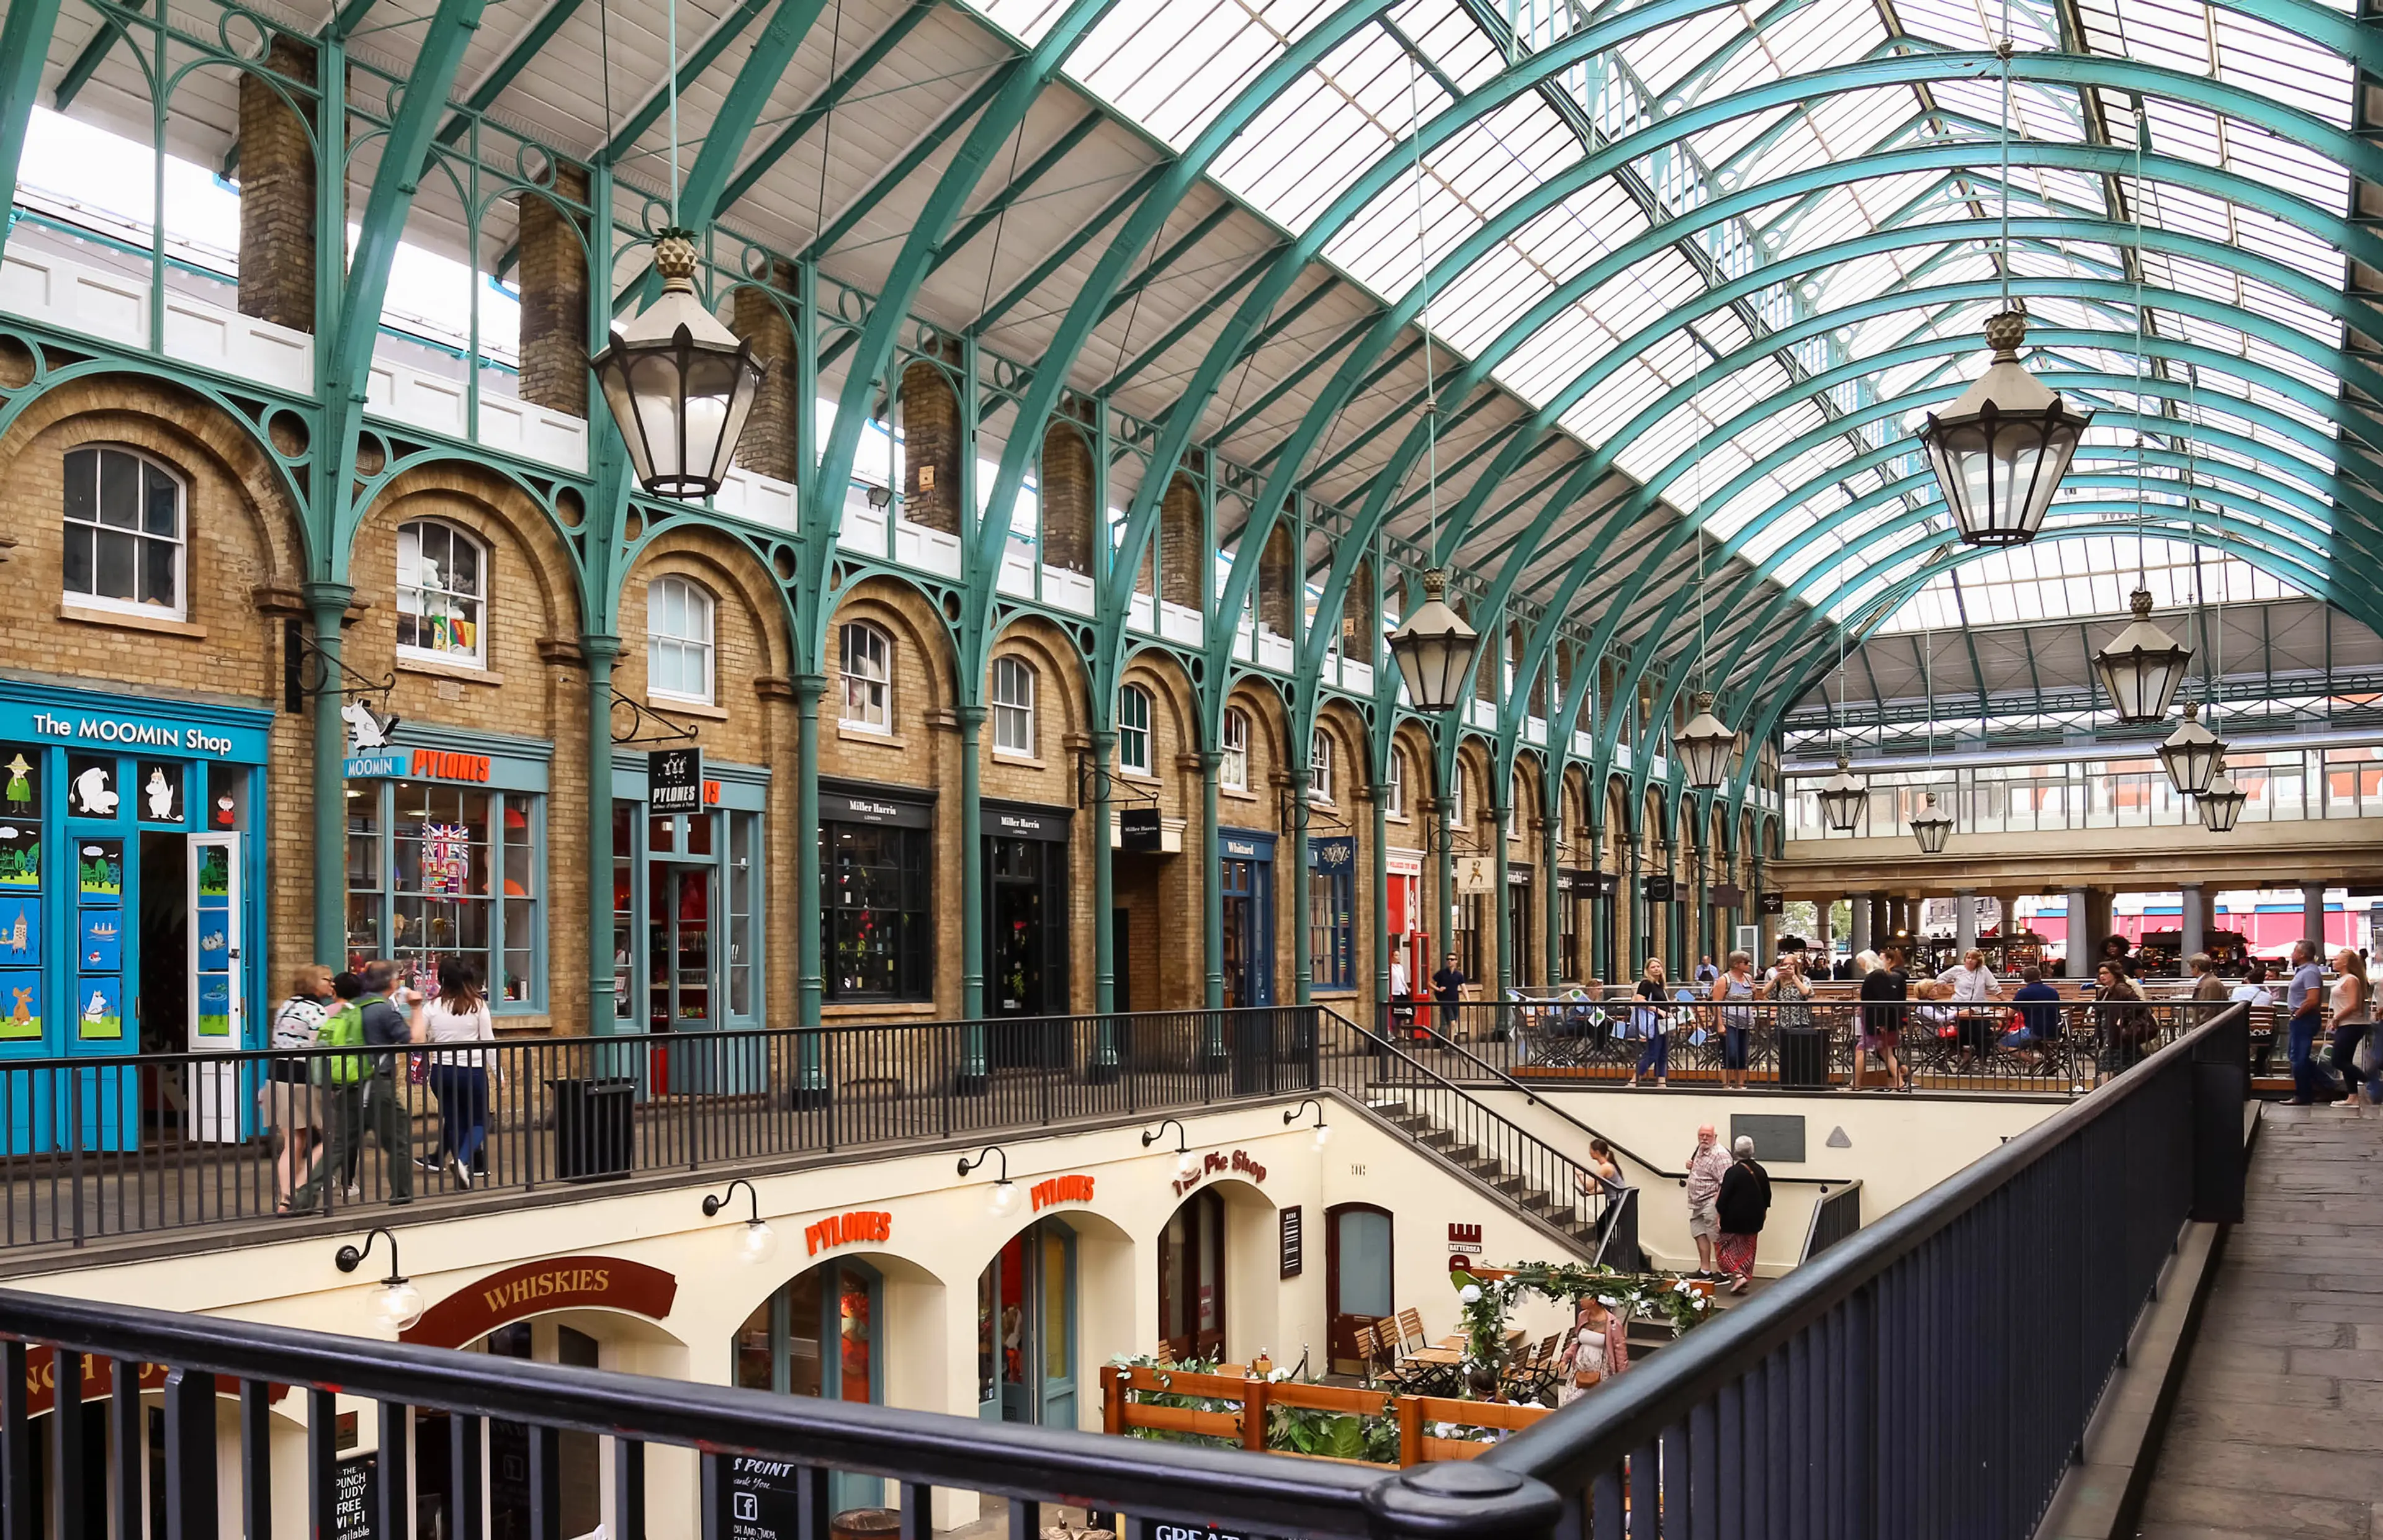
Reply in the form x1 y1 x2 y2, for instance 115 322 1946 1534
0 1008 1321 1250
1396 997 2230 1095
1800 1180 1862 1263
1478 1003 2250 1539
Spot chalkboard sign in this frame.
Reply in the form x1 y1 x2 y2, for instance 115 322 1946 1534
719 1455 807 1540
1278 1204 1303 1278
332 1455 377 1540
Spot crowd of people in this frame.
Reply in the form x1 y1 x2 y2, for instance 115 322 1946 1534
261 957 497 1214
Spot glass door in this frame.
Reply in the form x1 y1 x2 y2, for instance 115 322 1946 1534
646 859 713 1095
1157 1189 1227 1361
1326 1204 1393 1374
187 832 243 1143
977 1219 1077 1427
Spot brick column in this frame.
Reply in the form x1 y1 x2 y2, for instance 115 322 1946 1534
900 360 961 534
1160 476 1204 608
730 257 797 480
237 35 320 334
1258 524 1295 637
1039 421 1093 575
518 161 591 417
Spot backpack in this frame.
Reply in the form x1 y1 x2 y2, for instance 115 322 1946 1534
315 997 372 1085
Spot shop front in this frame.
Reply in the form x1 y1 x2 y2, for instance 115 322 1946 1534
0 679 271 1152
1506 862 1533 986
1218 829 1275 1010
1386 849 1424 1018
819 780 935 1006
735 1257 884 1508
985 800 1070 1063
1305 836 1355 994
1157 1187 1228 1361
609 756 767 1091
977 1217 1077 1427
1557 869 1594 985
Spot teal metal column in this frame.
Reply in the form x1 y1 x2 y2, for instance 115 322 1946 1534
1370 774 1390 1026
306 583 354 963
585 636 620 1036
958 705 988 1093
792 674 827 1106
1290 770 1312 1007
1088 728 1119 1081
0 0 66 271
1200 750 1226 1066
1626 833 1643 974
1542 787 1562 986
1434 782 1456 1001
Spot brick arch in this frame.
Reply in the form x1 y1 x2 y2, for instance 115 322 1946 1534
1311 701 1367 811
988 612 1091 748
825 575 959 743
1120 645 1200 818
620 529 794 768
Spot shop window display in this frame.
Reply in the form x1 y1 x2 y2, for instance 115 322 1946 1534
821 822 931 1001
396 520 487 666
347 780 540 1005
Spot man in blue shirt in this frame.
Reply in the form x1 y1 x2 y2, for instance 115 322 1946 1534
2285 939 2328 1104
2010 966 2062 1045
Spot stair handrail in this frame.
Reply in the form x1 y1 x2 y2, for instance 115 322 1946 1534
1342 1006 1849 1189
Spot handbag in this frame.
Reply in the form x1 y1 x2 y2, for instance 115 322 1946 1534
2356 1026 2382 1078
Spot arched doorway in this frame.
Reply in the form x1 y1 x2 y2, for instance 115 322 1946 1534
1157 1188 1228 1360
733 1258 884 1508
1325 1203 1394 1376
976 1217 1077 1426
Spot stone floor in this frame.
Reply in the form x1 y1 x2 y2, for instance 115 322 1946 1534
2135 1104 2383 1539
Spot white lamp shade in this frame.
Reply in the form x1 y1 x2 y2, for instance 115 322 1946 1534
1673 693 1739 790
740 1220 781 1264
593 235 766 500
374 1278 425 1334
1909 795 1953 854
2156 701 2225 797
1917 311 2093 546
2093 589 2195 723
1818 752 1867 833
1388 568 1480 715
2196 765 2246 832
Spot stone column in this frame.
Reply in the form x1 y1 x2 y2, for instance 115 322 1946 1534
2180 882 2206 958
2304 882 2328 954
1849 892 1872 956
2064 887 2089 977
1813 895 1832 960
1954 889 1977 955
900 360 963 534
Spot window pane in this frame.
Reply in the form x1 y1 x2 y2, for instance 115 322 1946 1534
97 452 138 529
94 530 136 602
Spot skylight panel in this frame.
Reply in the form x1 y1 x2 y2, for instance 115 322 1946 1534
1622 11 1749 101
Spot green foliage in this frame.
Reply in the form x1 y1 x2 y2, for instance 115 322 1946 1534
1267 1402 1399 1464
1448 1258 1717 1360
1107 1354 1238 1451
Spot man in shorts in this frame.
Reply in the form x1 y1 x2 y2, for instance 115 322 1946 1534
1684 1122 1732 1276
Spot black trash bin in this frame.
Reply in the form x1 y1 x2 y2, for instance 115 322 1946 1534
551 1077 635 1180
1779 1027 1831 1090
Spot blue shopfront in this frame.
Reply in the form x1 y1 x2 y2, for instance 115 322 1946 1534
1219 828 1275 1009
0 678 272 1152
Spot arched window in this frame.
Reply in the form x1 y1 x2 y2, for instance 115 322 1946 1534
63 445 186 619
647 576 716 704
992 655 1036 755
1309 730 1333 802
1383 749 1406 819
397 519 488 666
1221 707 1250 792
1118 684 1154 775
840 622 892 732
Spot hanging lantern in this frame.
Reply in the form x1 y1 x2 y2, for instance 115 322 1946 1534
1674 692 1738 790
2196 759 2246 833
1916 311 2093 545
1909 793 1953 854
1388 568 1480 715
1817 751 1867 833
2156 699 2225 797
593 231 767 500
2093 589 2195 723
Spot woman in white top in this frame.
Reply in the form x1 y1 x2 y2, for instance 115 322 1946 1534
2328 949 2372 1107
415 957 495 1186
1555 1296 1630 1405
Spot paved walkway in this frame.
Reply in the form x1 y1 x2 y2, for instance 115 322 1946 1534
2137 1105 2383 1539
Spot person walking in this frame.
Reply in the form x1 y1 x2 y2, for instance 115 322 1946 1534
2286 940 2328 1105
1432 951 1468 1039
1712 952 1757 1090
288 971 369 1212
1684 1123 1732 1276
1857 946 1910 1092
1714 1135 1771 1295
2094 960 2154 1081
352 960 418 1204
1555 1296 1630 1405
1627 959 1671 1088
2327 948 2372 1108
1574 1137 1628 1236
262 964 333 1214
416 959 495 1188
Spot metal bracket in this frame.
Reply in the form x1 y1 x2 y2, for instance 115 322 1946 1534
610 695 700 747
1075 756 1160 810
282 620 398 713
1277 784 1350 835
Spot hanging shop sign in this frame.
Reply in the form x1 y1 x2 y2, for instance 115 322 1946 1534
1308 836 1355 873
1712 884 1748 908
821 780 933 830
1456 856 1495 893
1279 1204 1303 1278
648 747 704 815
1643 875 1676 903
987 802 1070 842
400 1256 679 1349
1120 805 1164 852
1030 1174 1096 1212
1170 1148 1268 1199
1507 863 1532 889
804 1209 892 1256
1760 892 1786 916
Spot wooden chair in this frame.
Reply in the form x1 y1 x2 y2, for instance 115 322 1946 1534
1376 1316 1405 1360
1396 1307 1429 1354
1500 1334 1561 1407
1354 1323 1383 1384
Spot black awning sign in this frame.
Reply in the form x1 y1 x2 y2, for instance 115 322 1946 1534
648 747 704 815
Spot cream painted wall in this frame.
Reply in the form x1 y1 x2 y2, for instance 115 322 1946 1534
1471 1087 2064 1274
14 1097 1599 1536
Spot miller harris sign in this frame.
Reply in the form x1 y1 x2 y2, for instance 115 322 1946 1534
401 1256 679 1349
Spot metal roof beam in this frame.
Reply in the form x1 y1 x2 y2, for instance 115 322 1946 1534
1107 246 1282 396
714 0 938 212
801 59 1017 264
967 161 1165 334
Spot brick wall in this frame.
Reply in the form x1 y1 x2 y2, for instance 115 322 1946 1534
900 361 961 535
1257 523 1295 638
732 262 798 483
1116 655 1204 1011
237 35 320 335
1160 477 1204 609
1039 422 1093 576
516 163 591 418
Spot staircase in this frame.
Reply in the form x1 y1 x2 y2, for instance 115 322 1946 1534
1365 1094 1604 1250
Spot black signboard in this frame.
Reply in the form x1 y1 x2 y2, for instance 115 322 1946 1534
987 801 1069 842
1120 805 1163 852
1643 875 1675 903
648 746 704 815
717 1456 806 1540
332 1454 377 1540
1146 1523 1286 1540
1279 1204 1303 1278
1759 891 1786 916
821 782 933 830
1711 883 1747 908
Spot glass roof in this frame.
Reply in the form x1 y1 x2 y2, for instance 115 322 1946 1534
1872 535 2300 632
979 0 2358 635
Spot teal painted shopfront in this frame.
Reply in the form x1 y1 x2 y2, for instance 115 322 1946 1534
0 679 271 1152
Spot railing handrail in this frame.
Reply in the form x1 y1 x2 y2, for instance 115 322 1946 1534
1798 1178 1863 1263
0 1284 1555 1539
1481 1001 2247 1490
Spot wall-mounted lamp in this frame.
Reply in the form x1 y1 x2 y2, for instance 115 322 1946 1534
334 1227 424 1335
1142 1118 1200 1180
701 1179 779 1264
865 485 891 509
959 1146 1016 1216
1283 1099 1331 1150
